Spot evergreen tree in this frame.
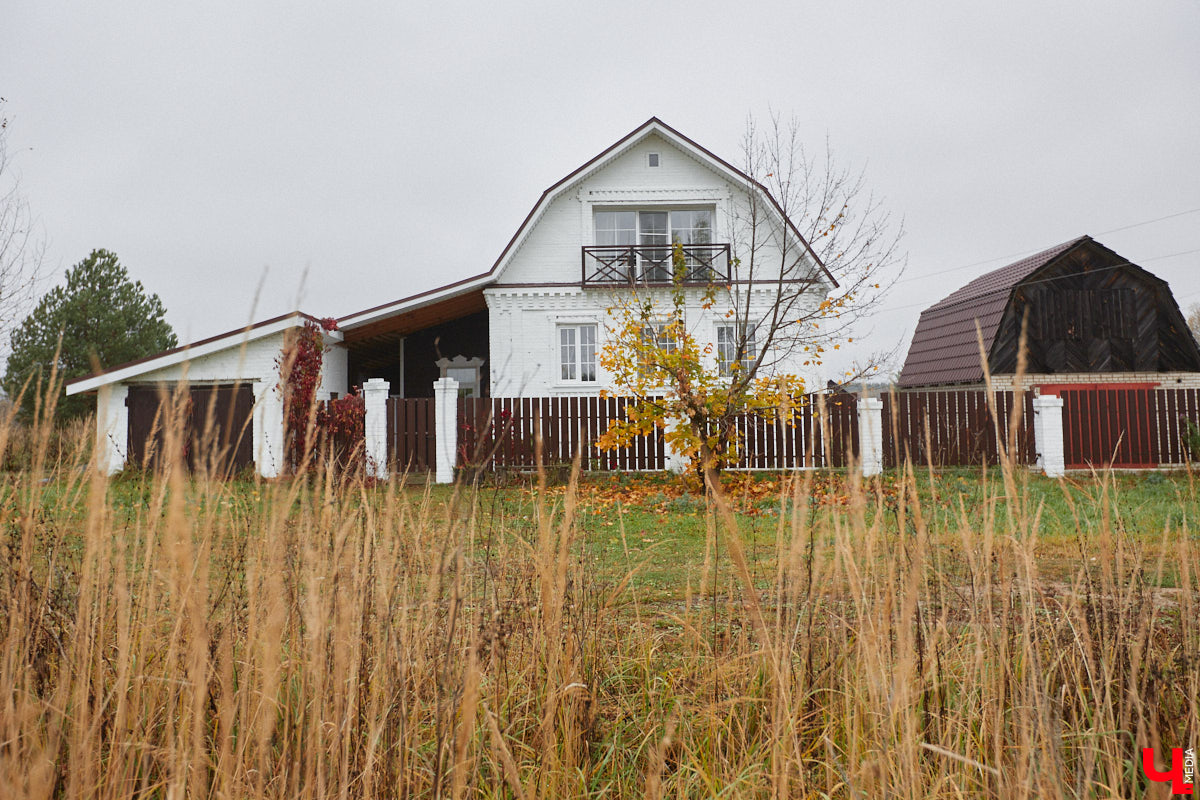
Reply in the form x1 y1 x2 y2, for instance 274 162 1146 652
4 249 177 420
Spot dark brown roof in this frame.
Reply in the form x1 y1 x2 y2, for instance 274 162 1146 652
897 236 1089 387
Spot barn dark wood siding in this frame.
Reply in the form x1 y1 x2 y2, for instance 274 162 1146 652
991 241 1200 375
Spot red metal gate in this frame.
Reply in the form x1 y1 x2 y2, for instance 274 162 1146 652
1049 384 1158 469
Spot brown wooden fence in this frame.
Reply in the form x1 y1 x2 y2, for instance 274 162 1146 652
881 390 1036 469
1152 388 1200 465
725 394 858 469
456 394 859 472
1058 386 1200 468
384 387 1200 477
458 396 666 471
386 397 436 472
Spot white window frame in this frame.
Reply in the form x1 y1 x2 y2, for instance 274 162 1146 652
637 317 683 382
592 208 716 248
557 322 598 383
716 320 758 377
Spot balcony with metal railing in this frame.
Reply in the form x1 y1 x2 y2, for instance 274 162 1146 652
581 244 731 287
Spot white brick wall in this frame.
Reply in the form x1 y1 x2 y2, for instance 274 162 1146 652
485 285 824 397
932 371 1200 392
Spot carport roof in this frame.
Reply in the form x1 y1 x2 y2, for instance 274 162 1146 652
65 311 338 395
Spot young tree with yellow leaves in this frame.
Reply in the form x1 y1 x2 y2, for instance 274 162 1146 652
596 115 904 480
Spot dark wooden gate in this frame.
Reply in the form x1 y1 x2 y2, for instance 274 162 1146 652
1052 384 1158 468
386 397 436 472
127 383 255 473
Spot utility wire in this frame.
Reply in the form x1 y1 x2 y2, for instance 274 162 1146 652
893 206 1200 286
874 246 1200 316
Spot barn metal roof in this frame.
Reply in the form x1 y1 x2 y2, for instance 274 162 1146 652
896 236 1089 387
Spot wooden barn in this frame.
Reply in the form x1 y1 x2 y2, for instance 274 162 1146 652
898 236 1200 391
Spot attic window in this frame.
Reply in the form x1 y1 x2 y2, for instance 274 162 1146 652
647 152 660 167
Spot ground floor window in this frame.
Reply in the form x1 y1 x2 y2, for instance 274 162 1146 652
559 324 597 382
717 322 757 376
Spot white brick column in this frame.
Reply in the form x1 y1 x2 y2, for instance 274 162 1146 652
433 377 459 484
254 380 286 478
1032 394 1066 478
362 378 390 480
95 383 129 475
857 396 884 477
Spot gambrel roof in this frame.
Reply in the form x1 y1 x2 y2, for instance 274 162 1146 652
897 235 1200 386
898 237 1087 387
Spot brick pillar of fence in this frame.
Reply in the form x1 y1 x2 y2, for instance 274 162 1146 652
857 396 884 477
664 415 689 473
95 383 129 475
363 378 390 480
1032 394 1065 477
433 377 459 484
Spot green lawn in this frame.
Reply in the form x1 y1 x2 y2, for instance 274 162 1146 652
442 466 1200 601
64 464 1194 606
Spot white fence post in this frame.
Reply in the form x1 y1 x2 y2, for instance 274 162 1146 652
857 396 884 477
433 377 459 484
362 378 390 480
1032 394 1066 477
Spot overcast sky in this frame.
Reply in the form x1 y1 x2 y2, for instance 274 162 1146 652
3 0 1198 379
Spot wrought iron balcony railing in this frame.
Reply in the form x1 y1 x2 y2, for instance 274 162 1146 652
581 244 731 287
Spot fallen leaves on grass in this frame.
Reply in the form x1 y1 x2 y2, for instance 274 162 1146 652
521 472 902 515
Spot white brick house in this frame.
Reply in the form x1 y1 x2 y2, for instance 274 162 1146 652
66 118 834 476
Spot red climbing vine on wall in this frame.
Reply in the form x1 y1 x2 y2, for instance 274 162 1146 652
277 318 364 469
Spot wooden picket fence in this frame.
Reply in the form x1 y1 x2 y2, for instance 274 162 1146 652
722 394 858 469
881 390 1036 469
458 396 665 471
381 386 1200 476
456 393 859 472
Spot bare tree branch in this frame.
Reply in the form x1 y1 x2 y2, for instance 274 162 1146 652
0 100 47 352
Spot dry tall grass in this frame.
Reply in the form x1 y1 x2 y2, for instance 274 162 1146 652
0 399 1196 798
